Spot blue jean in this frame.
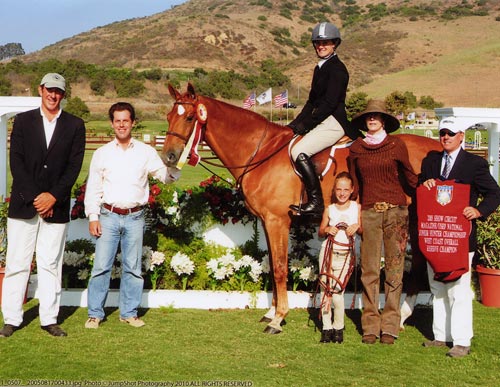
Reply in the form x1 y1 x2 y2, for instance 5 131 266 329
87 207 145 319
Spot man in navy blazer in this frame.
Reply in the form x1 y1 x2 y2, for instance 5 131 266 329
419 116 500 357
0 73 86 338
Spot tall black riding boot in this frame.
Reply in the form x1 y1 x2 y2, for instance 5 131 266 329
289 153 324 217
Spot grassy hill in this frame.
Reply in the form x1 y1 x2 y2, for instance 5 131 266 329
7 0 500 109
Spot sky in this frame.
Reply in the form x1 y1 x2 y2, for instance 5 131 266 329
0 0 187 54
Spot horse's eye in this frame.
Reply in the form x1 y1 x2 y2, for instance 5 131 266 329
186 114 195 122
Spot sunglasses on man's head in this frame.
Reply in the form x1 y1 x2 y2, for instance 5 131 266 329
439 129 457 137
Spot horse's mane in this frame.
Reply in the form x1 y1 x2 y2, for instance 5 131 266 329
200 94 291 137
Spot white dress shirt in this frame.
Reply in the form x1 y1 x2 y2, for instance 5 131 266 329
441 147 460 177
40 107 62 147
84 138 180 221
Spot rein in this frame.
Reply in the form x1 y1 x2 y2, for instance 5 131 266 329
314 222 357 318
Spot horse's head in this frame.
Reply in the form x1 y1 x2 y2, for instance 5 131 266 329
162 83 204 168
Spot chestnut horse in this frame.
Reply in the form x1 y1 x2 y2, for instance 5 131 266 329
162 83 442 334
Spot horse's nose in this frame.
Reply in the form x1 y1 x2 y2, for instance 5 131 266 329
161 150 179 167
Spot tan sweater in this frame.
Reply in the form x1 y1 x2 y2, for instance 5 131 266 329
348 135 417 210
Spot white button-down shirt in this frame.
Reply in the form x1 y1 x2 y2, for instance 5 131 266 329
40 107 62 147
441 148 460 177
84 138 180 221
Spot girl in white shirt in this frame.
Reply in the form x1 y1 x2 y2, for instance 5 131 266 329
317 172 361 343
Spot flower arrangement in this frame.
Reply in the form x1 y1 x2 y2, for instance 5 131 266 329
144 248 166 291
206 253 263 291
63 175 328 292
233 255 263 291
206 253 236 290
289 256 317 292
62 239 95 288
170 252 195 291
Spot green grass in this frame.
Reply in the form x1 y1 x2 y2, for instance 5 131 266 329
0 301 499 386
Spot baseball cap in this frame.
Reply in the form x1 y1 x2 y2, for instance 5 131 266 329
40 73 66 92
438 116 464 134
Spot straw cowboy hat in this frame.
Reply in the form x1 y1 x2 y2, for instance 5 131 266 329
351 99 400 133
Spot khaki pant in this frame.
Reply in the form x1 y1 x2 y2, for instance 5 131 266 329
360 206 408 337
291 115 344 160
318 241 350 330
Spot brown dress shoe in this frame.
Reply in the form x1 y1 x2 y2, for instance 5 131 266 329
41 324 67 337
362 334 377 344
446 345 470 358
423 339 448 348
0 324 19 338
380 333 395 345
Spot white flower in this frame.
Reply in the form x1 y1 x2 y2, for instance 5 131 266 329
249 260 263 282
77 268 89 280
170 252 195 276
213 266 231 280
219 253 236 267
289 258 303 273
206 258 219 273
261 255 271 274
299 266 317 282
206 255 234 280
166 206 178 215
63 251 85 267
151 251 166 267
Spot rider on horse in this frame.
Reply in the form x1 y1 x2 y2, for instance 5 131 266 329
287 21 361 218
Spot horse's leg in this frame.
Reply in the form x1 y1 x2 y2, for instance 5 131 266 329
262 215 290 334
259 264 277 322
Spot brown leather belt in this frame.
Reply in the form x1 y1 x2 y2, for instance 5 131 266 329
373 202 398 213
103 203 144 215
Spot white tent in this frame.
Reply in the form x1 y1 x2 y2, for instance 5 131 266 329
435 107 500 182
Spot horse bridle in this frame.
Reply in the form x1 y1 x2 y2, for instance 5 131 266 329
165 101 202 143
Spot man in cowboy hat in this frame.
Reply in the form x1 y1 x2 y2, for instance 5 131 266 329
348 99 417 345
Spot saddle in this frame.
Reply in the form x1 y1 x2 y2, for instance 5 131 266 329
289 134 353 178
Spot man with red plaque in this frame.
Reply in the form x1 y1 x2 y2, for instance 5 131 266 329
419 116 500 358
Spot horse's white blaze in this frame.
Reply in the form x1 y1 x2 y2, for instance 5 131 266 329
177 105 185 115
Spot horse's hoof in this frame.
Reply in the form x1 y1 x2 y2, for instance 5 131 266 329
263 325 282 335
259 316 272 323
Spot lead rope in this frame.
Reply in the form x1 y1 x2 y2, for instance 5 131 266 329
313 222 357 322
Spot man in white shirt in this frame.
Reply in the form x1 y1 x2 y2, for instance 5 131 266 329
84 102 180 329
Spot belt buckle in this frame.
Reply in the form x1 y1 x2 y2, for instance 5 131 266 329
374 202 390 213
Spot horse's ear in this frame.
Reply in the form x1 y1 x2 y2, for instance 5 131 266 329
168 84 181 100
187 83 196 99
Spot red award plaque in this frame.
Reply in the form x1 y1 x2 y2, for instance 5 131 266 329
417 181 471 282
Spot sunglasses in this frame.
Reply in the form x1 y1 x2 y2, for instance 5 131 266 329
439 130 457 137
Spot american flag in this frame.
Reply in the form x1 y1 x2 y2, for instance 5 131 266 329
274 90 288 108
243 92 256 109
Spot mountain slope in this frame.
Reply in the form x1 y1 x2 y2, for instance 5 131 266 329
17 0 500 107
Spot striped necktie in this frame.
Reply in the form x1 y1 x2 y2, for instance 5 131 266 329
441 154 451 179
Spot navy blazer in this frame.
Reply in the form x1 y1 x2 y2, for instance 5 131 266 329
8 108 86 223
420 148 500 251
289 54 361 140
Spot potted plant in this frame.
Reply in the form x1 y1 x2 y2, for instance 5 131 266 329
475 207 500 307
